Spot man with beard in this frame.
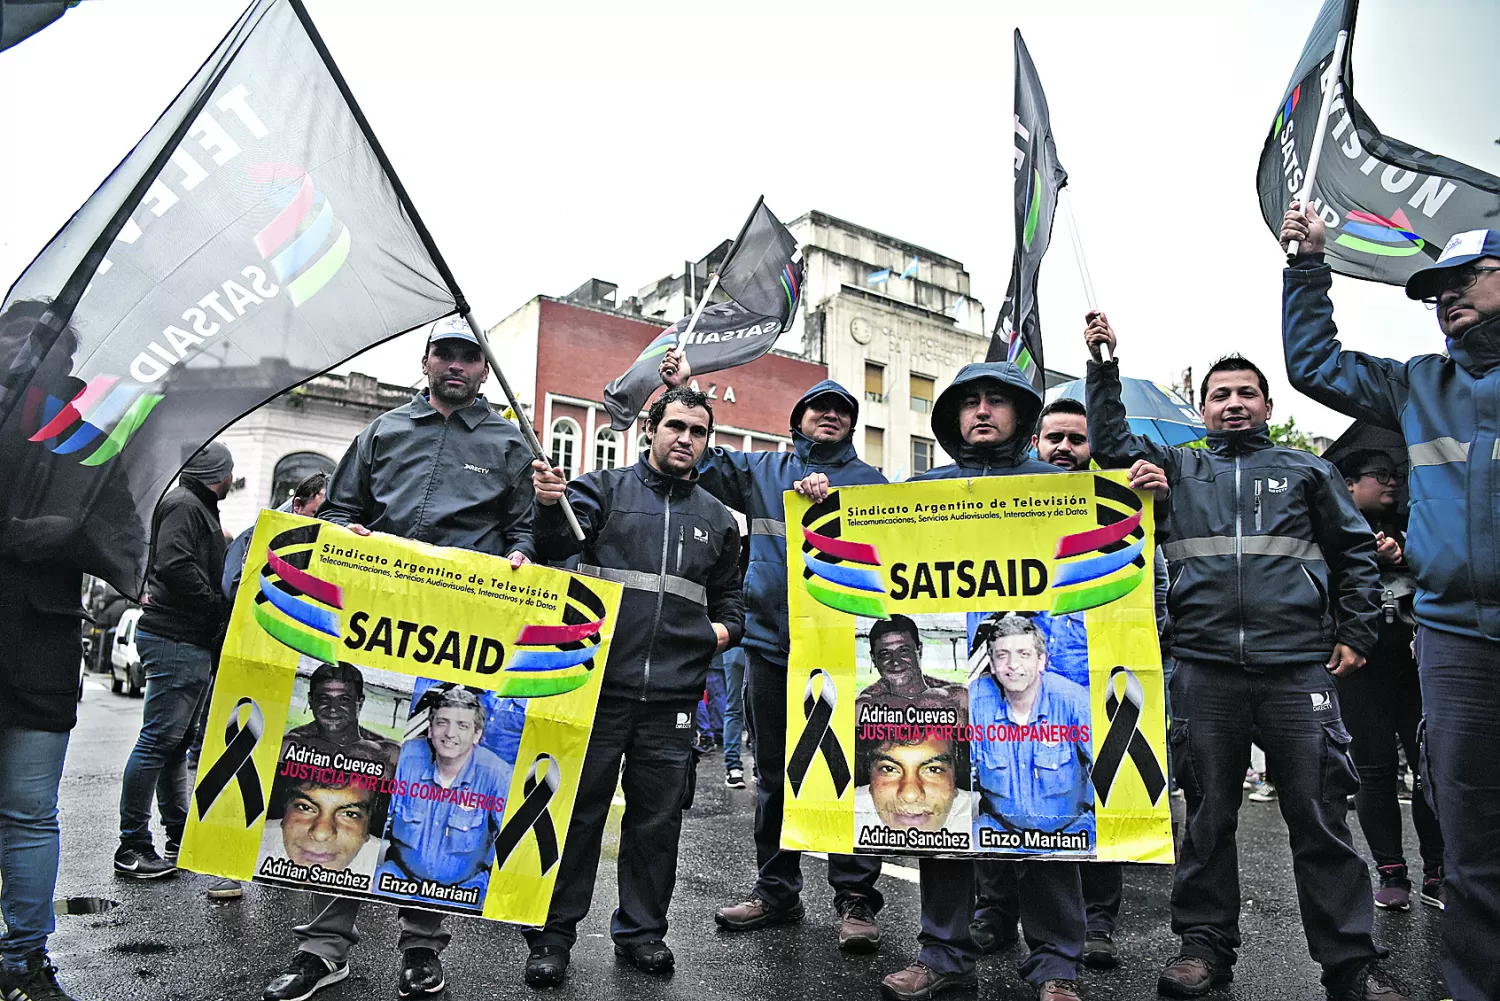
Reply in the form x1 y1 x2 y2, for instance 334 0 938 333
524 386 743 986
1281 208 1495 1000
261 317 537 1001
657 351 889 953
880 362 1167 1001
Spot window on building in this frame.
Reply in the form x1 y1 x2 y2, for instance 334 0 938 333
636 433 651 458
865 362 885 404
269 451 335 508
595 428 620 471
550 418 580 480
910 374 935 414
865 426 885 473
912 435 935 476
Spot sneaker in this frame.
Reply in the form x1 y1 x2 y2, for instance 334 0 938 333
837 897 883 953
714 895 804 931
1039 980 1082 1001
1336 959 1413 1001
1373 864 1410 911
524 945 569 989
725 767 746 789
0 953 80 1001
1157 954 1232 997
1420 873 1445 910
1247 779 1277 803
613 939 674 975
163 838 181 864
879 962 978 1001
968 916 1018 955
262 952 349 1001
1082 930 1119 969
113 844 177 880
398 947 445 998
1243 768 1258 790
207 877 244 900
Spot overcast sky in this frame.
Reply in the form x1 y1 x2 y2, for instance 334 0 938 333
3 0 1496 439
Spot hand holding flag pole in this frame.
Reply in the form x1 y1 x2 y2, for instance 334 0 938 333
1285 29 1348 260
462 311 586 542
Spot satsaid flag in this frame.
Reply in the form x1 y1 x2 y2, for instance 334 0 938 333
988 29 1068 392
1256 0 1500 283
0 0 465 597
180 512 622 925
782 474 1170 863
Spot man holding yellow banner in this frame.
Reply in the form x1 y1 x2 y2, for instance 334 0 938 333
861 361 1168 1001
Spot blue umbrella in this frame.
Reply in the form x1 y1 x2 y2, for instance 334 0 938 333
1048 377 1205 447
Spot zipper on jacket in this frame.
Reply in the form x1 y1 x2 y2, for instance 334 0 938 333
640 492 672 701
1235 456 1245 664
1254 478 1263 532
676 525 684 573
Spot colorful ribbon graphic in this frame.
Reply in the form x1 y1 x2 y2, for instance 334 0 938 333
252 524 344 664
787 669 851 798
501 578 607 697
493 753 561 875
193 697 266 826
800 491 889 619
1050 476 1147 613
1091 666 1166 808
25 373 164 466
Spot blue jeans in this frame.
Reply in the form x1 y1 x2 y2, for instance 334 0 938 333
118 630 213 850
721 648 746 771
1415 627 1500 1001
0 727 70 967
697 661 726 738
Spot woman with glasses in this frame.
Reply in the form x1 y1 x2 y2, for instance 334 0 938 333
1332 450 1443 912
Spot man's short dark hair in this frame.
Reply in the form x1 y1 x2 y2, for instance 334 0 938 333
1035 397 1086 435
869 614 921 653
284 752 386 831
855 712 971 789
429 685 486 734
294 471 329 504
1335 448 1396 482
309 662 365 701
646 386 714 434
972 612 1047 659
1199 355 1270 408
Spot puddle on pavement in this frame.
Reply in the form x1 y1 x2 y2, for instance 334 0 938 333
53 896 119 916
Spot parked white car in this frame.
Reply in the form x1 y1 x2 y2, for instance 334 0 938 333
110 607 145 697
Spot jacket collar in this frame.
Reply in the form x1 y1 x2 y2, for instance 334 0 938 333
1448 313 1500 378
954 432 1033 471
634 455 699 499
792 429 860 466
410 390 492 430
180 475 221 515
1205 424 1273 456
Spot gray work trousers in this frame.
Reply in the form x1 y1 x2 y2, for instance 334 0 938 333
293 894 450 963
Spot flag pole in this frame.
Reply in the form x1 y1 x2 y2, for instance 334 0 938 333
1061 190 1111 362
677 273 721 345
1286 29 1349 259
461 310 586 542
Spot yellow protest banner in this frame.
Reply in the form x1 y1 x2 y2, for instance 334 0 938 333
180 511 622 924
783 472 1171 863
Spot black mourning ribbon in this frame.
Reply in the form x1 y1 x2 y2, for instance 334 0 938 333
194 697 266 826
493 753 561 875
1091 666 1167 807
787 669 851 798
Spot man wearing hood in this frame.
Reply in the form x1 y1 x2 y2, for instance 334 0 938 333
1086 309 1402 1001
658 348 888 952
880 362 1165 1001
1281 208 1499 1001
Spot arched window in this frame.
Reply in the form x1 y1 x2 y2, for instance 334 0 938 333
595 428 620 471
270 451 335 508
636 433 651 459
550 418 580 480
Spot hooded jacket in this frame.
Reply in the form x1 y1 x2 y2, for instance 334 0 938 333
910 362 1061 481
138 476 230 649
1087 356 1380 667
1284 257 1500 641
697 379 885 665
534 456 745 703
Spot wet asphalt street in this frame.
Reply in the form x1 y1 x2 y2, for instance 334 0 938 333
47 675 1448 1001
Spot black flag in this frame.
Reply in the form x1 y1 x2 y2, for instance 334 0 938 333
1 0 469 595
717 196 804 334
602 301 784 432
988 29 1068 391
1256 0 1500 284
0 0 77 52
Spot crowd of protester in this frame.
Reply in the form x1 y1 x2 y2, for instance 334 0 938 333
2 221 1499 1001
